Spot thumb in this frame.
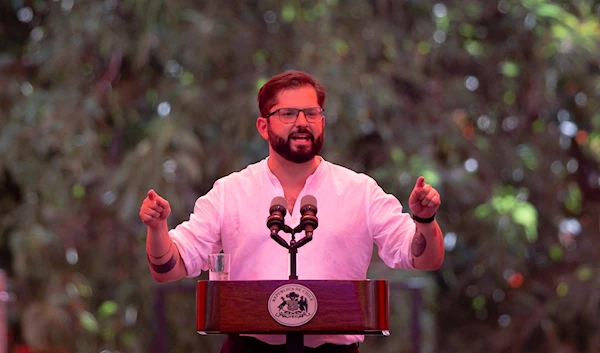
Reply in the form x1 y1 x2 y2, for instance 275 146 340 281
148 189 157 200
415 176 425 189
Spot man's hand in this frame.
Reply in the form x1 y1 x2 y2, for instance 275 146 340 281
408 176 441 219
139 189 171 229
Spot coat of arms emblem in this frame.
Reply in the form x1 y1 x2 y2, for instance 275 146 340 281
268 284 318 327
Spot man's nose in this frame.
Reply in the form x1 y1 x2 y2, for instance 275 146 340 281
294 110 309 126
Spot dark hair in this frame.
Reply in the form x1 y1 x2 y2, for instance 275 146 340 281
257 70 326 118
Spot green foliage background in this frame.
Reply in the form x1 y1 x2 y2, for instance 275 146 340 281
1 0 600 352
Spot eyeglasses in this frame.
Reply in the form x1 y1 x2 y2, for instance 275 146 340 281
265 107 325 124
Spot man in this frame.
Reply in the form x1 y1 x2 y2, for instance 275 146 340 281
139 70 444 353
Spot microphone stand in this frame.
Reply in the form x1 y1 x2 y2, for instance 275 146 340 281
270 224 314 353
271 224 313 280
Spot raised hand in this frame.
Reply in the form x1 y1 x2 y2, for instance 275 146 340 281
139 189 171 229
408 176 441 219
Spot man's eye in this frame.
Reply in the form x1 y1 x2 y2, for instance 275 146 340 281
281 111 296 117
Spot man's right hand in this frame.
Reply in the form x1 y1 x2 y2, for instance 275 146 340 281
139 189 171 229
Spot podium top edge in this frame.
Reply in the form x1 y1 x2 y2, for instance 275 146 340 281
196 279 388 283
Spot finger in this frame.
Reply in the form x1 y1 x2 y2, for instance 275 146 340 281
416 185 431 201
147 189 168 209
421 189 439 205
415 176 425 189
419 188 436 205
426 195 440 208
140 214 155 224
155 198 169 209
147 203 164 213
142 209 161 218
421 196 432 206
422 193 438 207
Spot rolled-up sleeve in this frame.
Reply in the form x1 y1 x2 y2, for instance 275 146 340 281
366 179 416 270
169 180 224 277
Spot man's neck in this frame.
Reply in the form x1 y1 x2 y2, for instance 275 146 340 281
267 152 321 188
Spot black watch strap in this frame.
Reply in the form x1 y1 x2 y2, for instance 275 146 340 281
413 214 436 223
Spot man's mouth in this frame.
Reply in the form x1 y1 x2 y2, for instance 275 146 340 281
290 133 312 142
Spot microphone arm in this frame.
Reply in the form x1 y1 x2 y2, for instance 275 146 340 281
293 233 313 249
271 230 290 249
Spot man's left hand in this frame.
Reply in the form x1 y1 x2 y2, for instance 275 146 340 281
408 176 441 219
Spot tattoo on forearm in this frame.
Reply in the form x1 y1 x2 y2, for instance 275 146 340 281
147 254 177 273
411 231 427 257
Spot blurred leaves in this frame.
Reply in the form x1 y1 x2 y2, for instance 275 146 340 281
79 311 99 333
564 182 582 214
98 301 119 318
501 61 520 78
474 186 539 242
523 0 600 53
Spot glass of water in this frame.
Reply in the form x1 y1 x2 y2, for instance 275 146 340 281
208 253 230 281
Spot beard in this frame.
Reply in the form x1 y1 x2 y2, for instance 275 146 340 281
268 125 324 164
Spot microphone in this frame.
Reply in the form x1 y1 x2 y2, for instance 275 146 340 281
267 197 289 249
299 195 318 237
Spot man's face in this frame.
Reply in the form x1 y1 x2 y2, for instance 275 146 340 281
266 86 325 164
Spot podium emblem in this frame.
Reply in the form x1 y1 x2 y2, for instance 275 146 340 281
268 284 318 327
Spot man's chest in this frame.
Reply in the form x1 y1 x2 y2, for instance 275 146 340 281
222 191 370 247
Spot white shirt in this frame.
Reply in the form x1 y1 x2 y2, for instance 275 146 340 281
170 157 416 347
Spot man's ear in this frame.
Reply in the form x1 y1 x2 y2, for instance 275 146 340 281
256 117 269 140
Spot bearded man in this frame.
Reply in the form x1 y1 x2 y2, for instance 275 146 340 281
139 70 444 353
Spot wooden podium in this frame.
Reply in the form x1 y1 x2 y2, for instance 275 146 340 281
197 280 390 352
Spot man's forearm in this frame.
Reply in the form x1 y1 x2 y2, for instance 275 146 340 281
146 223 187 282
146 222 171 256
411 221 444 270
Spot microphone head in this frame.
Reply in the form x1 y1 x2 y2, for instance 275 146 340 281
270 196 287 209
300 195 317 207
270 197 288 217
300 195 317 214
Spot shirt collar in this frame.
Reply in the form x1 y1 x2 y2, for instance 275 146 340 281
263 156 326 187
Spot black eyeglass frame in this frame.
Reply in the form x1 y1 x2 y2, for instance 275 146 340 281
265 107 325 123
